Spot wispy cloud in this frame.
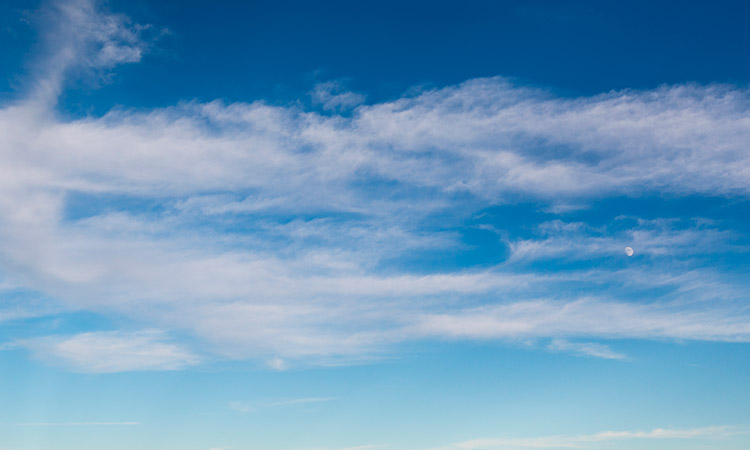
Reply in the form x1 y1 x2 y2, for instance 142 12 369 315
29 0 149 105
2 0 750 371
436 426 738 449
18 330 199 373
507 217 744 264
413 298 750 342
9 422 138 426
310 80 366 111
547 339 626 360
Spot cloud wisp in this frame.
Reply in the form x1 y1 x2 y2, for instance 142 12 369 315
8 422 139 426
547 339 626 360
18 330 199 373
437 426 738 449
28 0 148 105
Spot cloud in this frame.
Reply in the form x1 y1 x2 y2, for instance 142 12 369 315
0 288 64 323
3 0 750 371
18 330 199 373
29 0 149 104
8 80 750 203
507 217 741 262
413 298 750 342
547 339 626 360
438 426 737 449
311 81 366 111
267 356 287 371
9 422 138 426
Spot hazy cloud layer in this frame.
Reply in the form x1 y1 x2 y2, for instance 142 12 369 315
2 0 750 371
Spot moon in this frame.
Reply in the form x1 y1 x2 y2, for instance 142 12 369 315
624 246 634 257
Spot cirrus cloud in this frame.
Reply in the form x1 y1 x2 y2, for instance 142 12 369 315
2 0 750 371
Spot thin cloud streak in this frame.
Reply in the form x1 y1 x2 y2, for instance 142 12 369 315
547 339 626 360
8 422 139 426
413 298 750 342
437 426 738 449
17 330 199 373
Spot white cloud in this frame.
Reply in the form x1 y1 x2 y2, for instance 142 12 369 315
18 330 199 373
0 290 63 323
3 0 750 371
413 298 750 342
507 218 741 263
547 339 626 360
267 356 287 371
7 80 750 203
311 81 366 111
29 0 149 105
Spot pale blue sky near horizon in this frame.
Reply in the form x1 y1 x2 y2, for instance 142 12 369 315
1 1 750 449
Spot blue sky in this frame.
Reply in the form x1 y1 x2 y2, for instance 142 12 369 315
1 0 750 449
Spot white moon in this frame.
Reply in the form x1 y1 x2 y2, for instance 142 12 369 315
624 246 634 257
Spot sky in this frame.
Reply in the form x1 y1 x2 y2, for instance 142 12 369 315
1 0 750 449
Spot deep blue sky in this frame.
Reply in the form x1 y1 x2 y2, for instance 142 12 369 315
4 0 750 112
